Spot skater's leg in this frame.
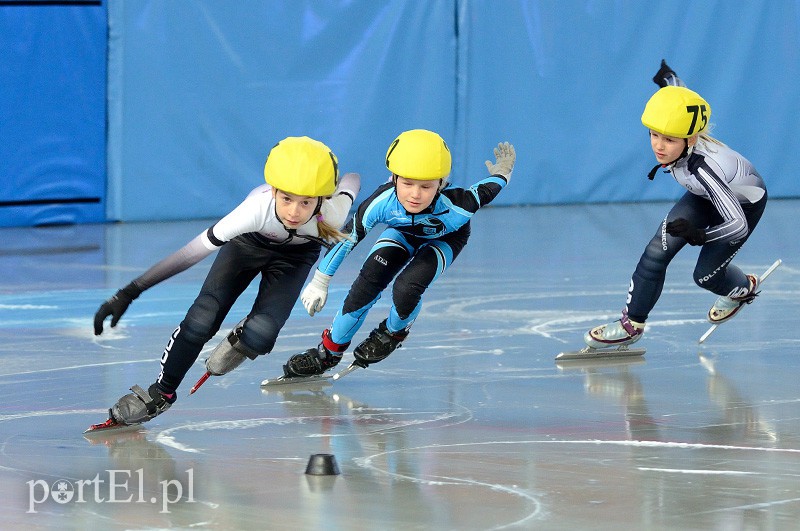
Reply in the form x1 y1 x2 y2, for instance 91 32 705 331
354 229 467 366
158 243 259 392
284 230 411 377
626 193 710 322
586 193 705 347
699 195 768 323
332 229 412 344
238 248 317 353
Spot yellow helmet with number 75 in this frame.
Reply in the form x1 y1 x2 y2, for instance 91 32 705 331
641 86 711 138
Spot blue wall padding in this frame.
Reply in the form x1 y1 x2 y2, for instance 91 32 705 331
106 0 457 221
107 0 799 221
6 1 799 225
0 3 107 227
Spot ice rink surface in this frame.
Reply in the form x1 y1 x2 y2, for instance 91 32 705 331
1 200 798 530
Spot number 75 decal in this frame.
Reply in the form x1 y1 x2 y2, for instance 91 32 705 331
686 104 708 136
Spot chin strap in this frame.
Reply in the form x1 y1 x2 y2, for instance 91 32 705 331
647 163 664 180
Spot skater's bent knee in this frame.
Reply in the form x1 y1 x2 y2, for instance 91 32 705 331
239 315 280 354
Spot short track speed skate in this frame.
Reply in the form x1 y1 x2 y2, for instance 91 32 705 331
555 345 646 361
560 310 647 361
698 259 781 344
83 384 174 434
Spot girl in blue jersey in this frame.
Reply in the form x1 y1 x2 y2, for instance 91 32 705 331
89 137 359 430
585 62 767 349
283 129 515 376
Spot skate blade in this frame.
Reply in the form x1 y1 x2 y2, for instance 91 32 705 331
555 346 646 361
260 374 333 387
83 417 143 436
331 361 363 381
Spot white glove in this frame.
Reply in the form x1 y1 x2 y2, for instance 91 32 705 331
484 141 516 180
301 270 332 316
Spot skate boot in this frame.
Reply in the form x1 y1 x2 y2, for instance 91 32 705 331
283 329 348 377
584 311 645 349
707 274 759 324
353 320 408 366
110 383 176 426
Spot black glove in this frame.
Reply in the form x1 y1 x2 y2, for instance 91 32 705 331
666 218 707 246
652 59 678 88
94 282 142 335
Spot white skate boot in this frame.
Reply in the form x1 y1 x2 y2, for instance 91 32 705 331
556 311 647 361
584 312 645 349
707 274 759 324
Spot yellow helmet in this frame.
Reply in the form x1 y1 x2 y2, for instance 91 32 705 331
263 136 338 196
641 85 711 138
385 129 451 180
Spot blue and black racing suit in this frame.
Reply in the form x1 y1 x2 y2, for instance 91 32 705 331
321 173 508 345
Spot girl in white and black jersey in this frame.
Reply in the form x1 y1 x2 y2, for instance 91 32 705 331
585 61 768 349
88 136 359 431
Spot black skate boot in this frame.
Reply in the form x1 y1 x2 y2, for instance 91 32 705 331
85 383 176 433
110 383 176 426
283 329 348 377
353 320 408 367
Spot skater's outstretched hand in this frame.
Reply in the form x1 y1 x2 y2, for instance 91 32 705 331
485 142 515 180
666 218 707 246
93 282 142 335
301 270 332 316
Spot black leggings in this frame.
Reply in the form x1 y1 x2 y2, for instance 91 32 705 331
626 191 767 323
157 237 318 393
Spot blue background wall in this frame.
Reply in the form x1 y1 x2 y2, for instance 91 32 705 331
0 1 106 226
2 1 799 225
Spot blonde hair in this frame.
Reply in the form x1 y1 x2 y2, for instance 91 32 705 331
698 122 726 148
316 216 349 244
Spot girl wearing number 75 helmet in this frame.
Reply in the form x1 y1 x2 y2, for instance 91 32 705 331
585 61 768 349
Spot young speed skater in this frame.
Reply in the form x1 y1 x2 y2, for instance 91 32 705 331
280 129 515 378
88 136 360 431
584 61 768 350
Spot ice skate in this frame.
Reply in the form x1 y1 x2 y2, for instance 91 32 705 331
699 259 781 344
262 330 346 386
84 383 176 434
352 320 408 367
584 312 645 349
556 312 646 361
707 274 759 324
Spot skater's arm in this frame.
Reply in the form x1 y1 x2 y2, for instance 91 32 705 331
687 154 749 243
317 184 392 277
93 189 267 335
652 59 686 88
93 233 219 335
454 142 515 212
319 172 360 230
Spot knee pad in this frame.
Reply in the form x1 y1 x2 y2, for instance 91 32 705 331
238 314 281 354
391 278 424 320
181 294 223 344
342 277 383 315
391 256 436 319
205 321 261 376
